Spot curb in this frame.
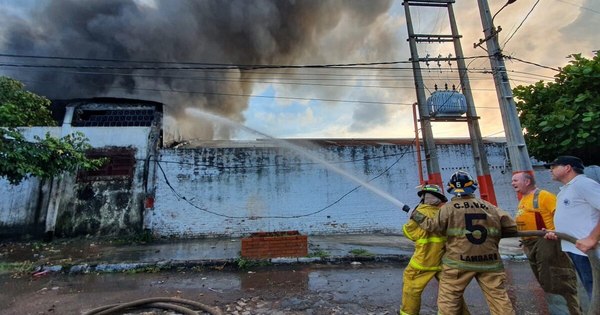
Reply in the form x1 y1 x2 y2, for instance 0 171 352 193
20 252 529 276
27 254 414 275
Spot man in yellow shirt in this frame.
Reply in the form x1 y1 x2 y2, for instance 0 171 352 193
512 172 581 314
401 184 469 315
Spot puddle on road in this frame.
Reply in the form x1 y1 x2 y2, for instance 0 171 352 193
0 261 588 315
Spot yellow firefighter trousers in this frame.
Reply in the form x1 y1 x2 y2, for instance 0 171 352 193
437 265 515 315
401 266 471 315
400 265 437 315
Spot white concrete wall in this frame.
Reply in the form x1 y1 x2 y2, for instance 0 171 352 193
16 126 150 155
2 128 562 239
0 177 47 235
73 127 151 159
149 141 560 238
0 126 153 238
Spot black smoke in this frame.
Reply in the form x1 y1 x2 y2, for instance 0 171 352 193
0 0 395 142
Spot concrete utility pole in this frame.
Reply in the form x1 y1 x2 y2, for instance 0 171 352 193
475 0 533 177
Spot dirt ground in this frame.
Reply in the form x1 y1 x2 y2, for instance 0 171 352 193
0 260 569 315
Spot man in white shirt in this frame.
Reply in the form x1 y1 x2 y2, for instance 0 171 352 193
544 155 600 299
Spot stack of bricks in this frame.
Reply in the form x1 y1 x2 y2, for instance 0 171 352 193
241 231 308 259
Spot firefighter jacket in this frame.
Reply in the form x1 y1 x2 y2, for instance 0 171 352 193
411 195 518 272
402 203 446 271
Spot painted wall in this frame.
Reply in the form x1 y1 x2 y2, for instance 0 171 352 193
0 126 155 239
148 140 559 238
2 129 560 240
54 170 143 237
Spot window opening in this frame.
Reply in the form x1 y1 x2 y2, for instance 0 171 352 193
77 148 136 182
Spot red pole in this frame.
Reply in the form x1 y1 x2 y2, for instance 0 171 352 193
477 174 498 205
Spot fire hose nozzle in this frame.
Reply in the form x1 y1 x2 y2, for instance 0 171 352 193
401 205 411 213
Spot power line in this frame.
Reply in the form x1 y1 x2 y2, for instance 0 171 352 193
483 129 506 138
5 67 507 89
1 54 558 83
503 55 560 72
0 62 492 72
11 77 503 108
84 85 419 106
2 65 554 90
502 0 540 49
2 63 513 80
0 52 491 70
0 52 414 68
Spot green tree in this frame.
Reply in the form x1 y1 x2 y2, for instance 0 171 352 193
0 76 103 185
513 52 600 165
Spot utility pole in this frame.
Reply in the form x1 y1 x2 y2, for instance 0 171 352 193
475 0 533 178
448 3 496 204
403 0 497 204
403 0 443 188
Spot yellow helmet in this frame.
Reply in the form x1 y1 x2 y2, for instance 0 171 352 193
417 184 448 202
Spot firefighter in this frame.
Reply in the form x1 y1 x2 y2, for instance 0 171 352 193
400 184 470 315
410 171 518 315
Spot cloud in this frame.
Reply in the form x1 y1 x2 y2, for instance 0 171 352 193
0 0 597 141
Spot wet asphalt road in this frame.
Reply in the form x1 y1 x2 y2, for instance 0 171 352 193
0 260 580 315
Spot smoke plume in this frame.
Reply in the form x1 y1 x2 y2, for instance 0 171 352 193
0 0 396 143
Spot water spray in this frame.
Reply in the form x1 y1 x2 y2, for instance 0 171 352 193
185 109 412 213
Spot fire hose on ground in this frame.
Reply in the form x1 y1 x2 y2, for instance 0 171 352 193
81 297 223 315
515 230 600 315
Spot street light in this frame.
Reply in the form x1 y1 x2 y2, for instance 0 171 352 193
492 0 517 24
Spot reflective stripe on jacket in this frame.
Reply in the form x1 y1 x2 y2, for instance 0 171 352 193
403 203 446 271
413 195 518 272
515 189 556 232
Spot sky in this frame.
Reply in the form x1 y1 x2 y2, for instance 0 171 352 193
0 0 598 144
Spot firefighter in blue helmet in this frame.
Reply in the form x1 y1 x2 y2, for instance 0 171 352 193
400 184 470 315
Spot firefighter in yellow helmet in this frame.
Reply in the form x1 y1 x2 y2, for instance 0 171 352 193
410 171 518 315
400 184 470 315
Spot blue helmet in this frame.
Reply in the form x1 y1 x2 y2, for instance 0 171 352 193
447 171 478 196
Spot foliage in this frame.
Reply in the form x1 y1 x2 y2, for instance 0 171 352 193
349 248 373 257
0 76 104 185
0 261 36 278
308 249 330 259
513 52 600 164
235 257 252 270
234 257 271 270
